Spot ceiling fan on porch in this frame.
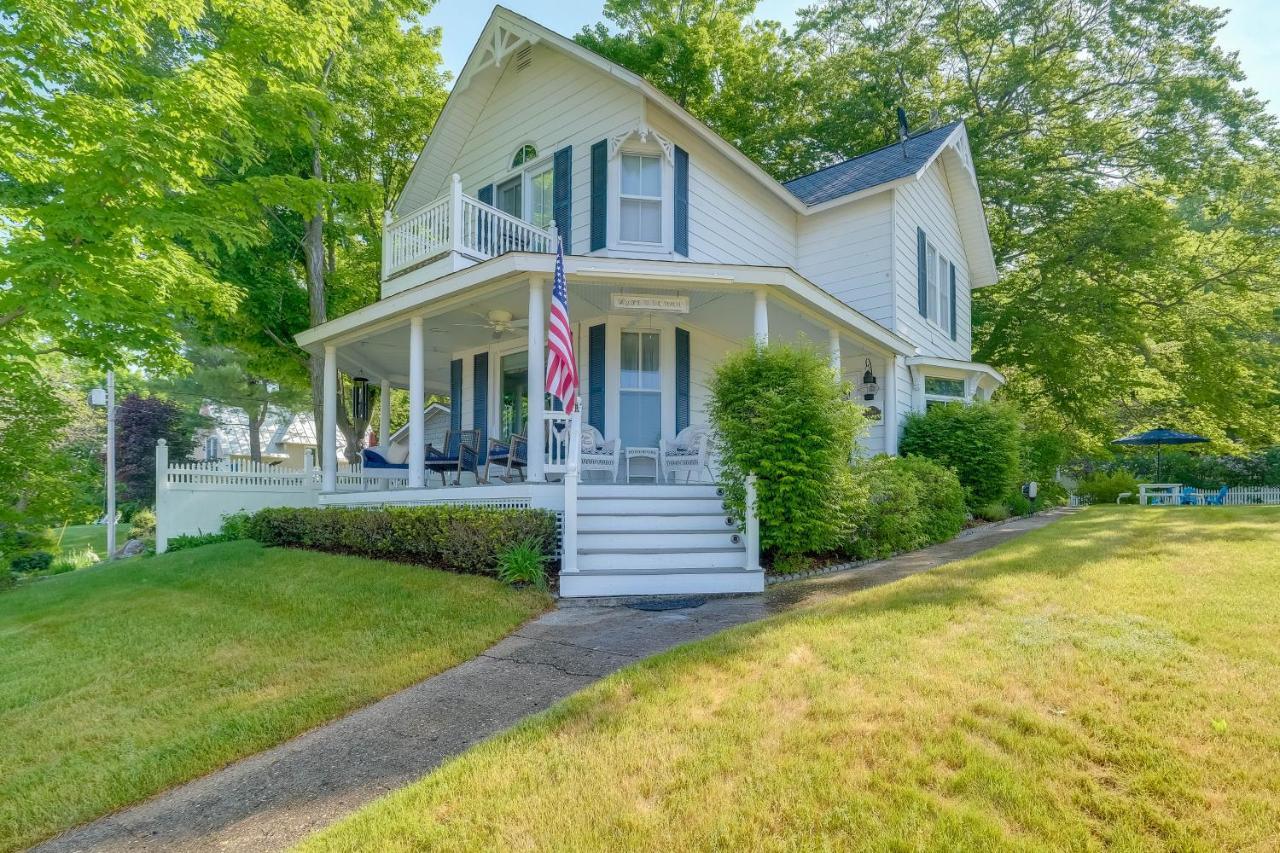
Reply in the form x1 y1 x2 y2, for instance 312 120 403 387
430 309 529 339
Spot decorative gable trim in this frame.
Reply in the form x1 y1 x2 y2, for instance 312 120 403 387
458 20 541 91
607 123 675 164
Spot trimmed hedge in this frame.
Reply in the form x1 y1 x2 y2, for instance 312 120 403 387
246 506 559 575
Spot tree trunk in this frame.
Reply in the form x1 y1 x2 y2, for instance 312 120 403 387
247 401 267 464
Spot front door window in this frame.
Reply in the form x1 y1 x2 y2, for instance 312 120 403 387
620 331 661 448
499 351 528 440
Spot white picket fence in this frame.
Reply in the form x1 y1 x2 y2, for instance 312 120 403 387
154 440 362 553
1189 486 1280 505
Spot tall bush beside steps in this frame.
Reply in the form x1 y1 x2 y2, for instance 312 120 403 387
708 343 866 557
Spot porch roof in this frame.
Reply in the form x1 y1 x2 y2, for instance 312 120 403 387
295 253 916 357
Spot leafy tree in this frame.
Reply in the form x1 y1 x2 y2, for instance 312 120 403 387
114 395 199 507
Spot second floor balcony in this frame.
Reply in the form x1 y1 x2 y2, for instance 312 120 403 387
382 174 557 288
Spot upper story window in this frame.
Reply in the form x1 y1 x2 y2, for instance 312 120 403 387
619 153 663 244
924 240 952 332
511 144 538 168
495 156 553 229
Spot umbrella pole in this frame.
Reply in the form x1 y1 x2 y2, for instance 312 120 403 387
1156 444 1162 482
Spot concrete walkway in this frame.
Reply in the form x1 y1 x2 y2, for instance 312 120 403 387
35 510 1069 852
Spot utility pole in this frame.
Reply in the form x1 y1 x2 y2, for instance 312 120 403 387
106 371 117 559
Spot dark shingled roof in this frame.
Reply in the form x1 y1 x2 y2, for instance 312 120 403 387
783 122 963 206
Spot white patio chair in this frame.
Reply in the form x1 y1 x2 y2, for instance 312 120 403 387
660 425 713 483
579 424 621 482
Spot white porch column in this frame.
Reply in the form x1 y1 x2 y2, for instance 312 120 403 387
321 345 338 492
828 328 842 377
407 316 426 488
884 354 901 456
527 276 547 482
753 288 769 345
378 378 392 447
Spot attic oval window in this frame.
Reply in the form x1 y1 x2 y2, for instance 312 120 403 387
511 144 538 168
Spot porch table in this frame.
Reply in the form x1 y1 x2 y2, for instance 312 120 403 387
1138 483 1182 506
625 447 660 483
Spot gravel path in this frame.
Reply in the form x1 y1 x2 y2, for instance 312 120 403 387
34 510 1069 852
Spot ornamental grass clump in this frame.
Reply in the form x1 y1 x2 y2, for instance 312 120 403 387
709 343 866 557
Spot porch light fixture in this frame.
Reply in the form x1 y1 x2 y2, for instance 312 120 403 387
351 376 371 421
857 358 879 401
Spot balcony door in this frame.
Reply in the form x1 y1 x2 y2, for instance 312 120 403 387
620 330 661 449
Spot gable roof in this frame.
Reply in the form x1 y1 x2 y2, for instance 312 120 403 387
401 6 997 285
783 123 963 206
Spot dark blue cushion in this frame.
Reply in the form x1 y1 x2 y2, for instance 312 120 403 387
362 448 408 470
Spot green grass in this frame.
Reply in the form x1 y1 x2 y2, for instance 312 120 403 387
0 541 549 852
53 523 131 557
303 507 1280 851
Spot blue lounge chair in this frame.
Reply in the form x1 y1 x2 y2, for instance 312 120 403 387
485 433 527 482
1204 485 1229 506
425 429 480 486
1179 485 1199 506
361 447 409 487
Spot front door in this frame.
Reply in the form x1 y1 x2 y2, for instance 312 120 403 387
620 330 661 449
499 350 528 440
496 177 522 219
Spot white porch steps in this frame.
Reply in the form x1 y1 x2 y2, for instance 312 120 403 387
560 484 764 598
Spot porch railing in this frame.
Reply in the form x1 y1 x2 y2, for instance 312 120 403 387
382 173 556 279
543 411 573 474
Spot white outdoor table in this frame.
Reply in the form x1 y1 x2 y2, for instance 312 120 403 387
1139 483 1182 506
625 447 660 483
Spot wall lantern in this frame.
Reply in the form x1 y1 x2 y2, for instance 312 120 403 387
857 358 879 401
351 376 371 421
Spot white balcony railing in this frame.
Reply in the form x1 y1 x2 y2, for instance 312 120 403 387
382 173 557 279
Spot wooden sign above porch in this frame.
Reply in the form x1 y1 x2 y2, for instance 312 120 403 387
611 293 690 314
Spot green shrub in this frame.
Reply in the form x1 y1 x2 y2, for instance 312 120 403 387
166 512 253 553
246 505 558 576
847 455 966 559
0 569 13 590
1006 490 1033 516
496 539 549 590
11 551 53 573
900 401 1022 509
129 508 156 543
974 501 1011 522
1035 481 1070 508
708 343 866 556
1076 470 1139 505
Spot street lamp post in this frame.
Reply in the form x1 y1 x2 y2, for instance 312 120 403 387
90 371 117 559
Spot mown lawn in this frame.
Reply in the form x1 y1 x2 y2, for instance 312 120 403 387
54 522 131 557
0 541 548 852
305 507 1280 851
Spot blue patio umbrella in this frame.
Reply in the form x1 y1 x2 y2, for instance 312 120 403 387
1111 428 1209 482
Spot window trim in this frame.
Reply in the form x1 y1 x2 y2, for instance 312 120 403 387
618 152 664 246
922 236 954 335
607 145 675 255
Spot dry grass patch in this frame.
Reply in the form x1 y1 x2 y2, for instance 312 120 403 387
0 540 548 852
302 507 1280 851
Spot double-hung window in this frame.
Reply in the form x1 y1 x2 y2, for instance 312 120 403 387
619 153 662 244
923 237 953 332
924 376 967 410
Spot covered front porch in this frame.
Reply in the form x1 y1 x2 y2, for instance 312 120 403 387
299 253 917 495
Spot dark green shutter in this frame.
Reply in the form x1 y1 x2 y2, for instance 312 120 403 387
449 359 462 455
917 227 928 317
588 323 606 435
476 185 494 255
477 184 493 205
674 146 689 256
473 352 488 464
553 146 572 251
675 327 690 433
589 140 607 251
949 262 957 340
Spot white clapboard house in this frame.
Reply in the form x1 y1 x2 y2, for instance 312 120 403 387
293 6 1004 597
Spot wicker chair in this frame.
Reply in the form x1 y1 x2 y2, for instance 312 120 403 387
425 429 480 486
484 432 527 483
579 424 621 482
660 426 713 483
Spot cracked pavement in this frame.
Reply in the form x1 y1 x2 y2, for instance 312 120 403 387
33 510 1068 852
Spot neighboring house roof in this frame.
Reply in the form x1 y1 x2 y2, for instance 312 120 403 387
401 6 998 287
783 123 964 206
386 402 450 446
198 406 346 459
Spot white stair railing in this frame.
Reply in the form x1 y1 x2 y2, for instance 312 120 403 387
383 173 555 278
561 410 582 574
543 410 572 473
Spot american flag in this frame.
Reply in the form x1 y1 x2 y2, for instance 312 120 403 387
545 240 577 414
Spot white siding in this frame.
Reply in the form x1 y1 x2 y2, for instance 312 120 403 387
688 326 736 428
398 42 646 256
646 107 797 267
891 160 972 360
796 194 894 326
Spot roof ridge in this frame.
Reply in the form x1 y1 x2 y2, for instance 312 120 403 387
782 121 962 187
